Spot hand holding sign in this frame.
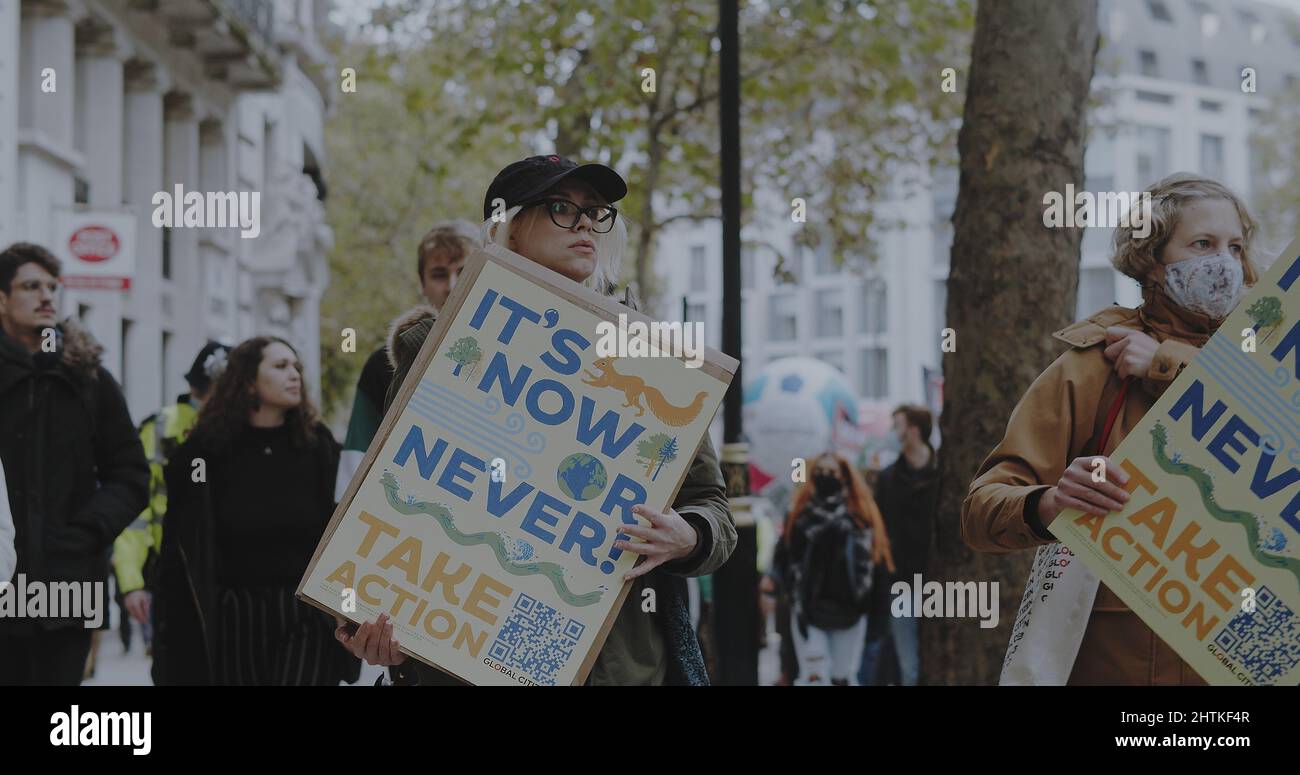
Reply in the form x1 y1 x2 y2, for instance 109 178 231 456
1104 326 1159 379
1041 455 1131 525
616 504 699 580
335 613 406 667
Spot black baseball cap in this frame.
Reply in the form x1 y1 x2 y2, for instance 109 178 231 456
482 155 627 221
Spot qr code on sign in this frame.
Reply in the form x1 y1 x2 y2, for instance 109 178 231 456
487 594 586 686
1213 586 1300 684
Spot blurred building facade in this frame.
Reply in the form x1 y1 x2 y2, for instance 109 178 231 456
656 0 1300 437
0 0 335 421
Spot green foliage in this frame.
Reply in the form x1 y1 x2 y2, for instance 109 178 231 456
319 0 974 418
1252 80 1300 250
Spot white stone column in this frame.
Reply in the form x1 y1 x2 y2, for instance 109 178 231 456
121 60 168 418
19 0 75 150
17 0 78 247
163 91 204 393
74 18 127 381
0 0 20 245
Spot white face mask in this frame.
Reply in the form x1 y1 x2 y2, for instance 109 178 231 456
1162 252 1243 320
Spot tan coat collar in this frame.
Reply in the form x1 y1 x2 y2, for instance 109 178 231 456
1137 283 1219 346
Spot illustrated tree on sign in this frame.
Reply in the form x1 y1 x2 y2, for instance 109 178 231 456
1247 297 1285 345
653 436 679 481
636 432 677 479
446 337 483 379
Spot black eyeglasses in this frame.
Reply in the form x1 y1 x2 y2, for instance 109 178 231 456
523 198 618 233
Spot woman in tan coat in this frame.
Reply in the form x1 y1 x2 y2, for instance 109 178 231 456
963 173 1261 685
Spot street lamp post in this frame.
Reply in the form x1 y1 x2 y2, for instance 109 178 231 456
713 0 758 686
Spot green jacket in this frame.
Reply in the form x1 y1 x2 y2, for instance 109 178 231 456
382 302 735 685
112 399 198 594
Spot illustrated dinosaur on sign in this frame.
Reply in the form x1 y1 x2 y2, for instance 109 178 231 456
581 356 707 427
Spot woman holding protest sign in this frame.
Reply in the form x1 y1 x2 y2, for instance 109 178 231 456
153 337 360 685
771 451 893 685
962 173 1261 685
337 154 735 686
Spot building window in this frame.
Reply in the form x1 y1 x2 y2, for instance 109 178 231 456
815 349 844 373
685 302 706 326
814 288 843 337
162 227 173 280
1200 134 1224 180
74 177 89 205
768 293 798 341
1199 99 1222 112
689 245 708 290
932 166 958 221
161 330 172 404
1237 10 1266 44
776 247 803 286
1145 0 1172 23
1135 90 1173 104
741 248 754 289
859 346 888 400
931 222 952 269
1190 1 1219 36
933 280 948 350
1191 59 1209 85
813 242 839 275
860 277 887 335
120 318 132 392
1135 125 1171 186
1139 50 1159 77
1077 267 1116 319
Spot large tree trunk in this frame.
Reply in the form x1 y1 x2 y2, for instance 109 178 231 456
922 0 1099 685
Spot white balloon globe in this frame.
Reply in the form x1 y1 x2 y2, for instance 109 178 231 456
742 356 860 486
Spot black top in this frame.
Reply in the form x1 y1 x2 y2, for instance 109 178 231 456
0 324 148 634
211 424 337 587
875 452 939 579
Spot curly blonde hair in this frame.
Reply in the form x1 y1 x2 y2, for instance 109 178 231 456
1110 172 1260 286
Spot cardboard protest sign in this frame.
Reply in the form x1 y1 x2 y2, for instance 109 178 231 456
1050 236 1300 685
298 244 736 685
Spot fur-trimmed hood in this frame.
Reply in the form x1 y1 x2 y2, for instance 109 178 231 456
386 304 437 373
0 316 104 382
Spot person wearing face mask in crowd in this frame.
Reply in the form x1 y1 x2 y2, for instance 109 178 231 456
151 337 360 685
963 173 1261 685
112 340 231 655
334 221 481 502
770 452 894 685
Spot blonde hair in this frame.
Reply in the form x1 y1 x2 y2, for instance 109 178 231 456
1110 172 1260 286
481 203 627 295
416 219 480 280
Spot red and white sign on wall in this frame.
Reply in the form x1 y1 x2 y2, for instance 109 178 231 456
53 211 136 290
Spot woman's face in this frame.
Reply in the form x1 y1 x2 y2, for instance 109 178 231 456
1150 198 1245 285
813 457 842 484
508 180 605 283
253 341 303 411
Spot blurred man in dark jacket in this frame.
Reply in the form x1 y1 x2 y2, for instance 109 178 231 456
863 405 937 686
0 243 148 685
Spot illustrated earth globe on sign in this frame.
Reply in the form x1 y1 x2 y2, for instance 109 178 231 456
556 453 608 501
742 356 862 494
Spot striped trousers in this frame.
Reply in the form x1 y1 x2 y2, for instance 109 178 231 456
215 585 342 686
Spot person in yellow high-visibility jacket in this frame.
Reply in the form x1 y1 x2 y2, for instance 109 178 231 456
113 341 230 630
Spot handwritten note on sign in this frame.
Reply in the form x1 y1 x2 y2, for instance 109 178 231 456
298 244 735 685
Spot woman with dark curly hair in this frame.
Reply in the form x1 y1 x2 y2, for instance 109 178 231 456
151 336 359 685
